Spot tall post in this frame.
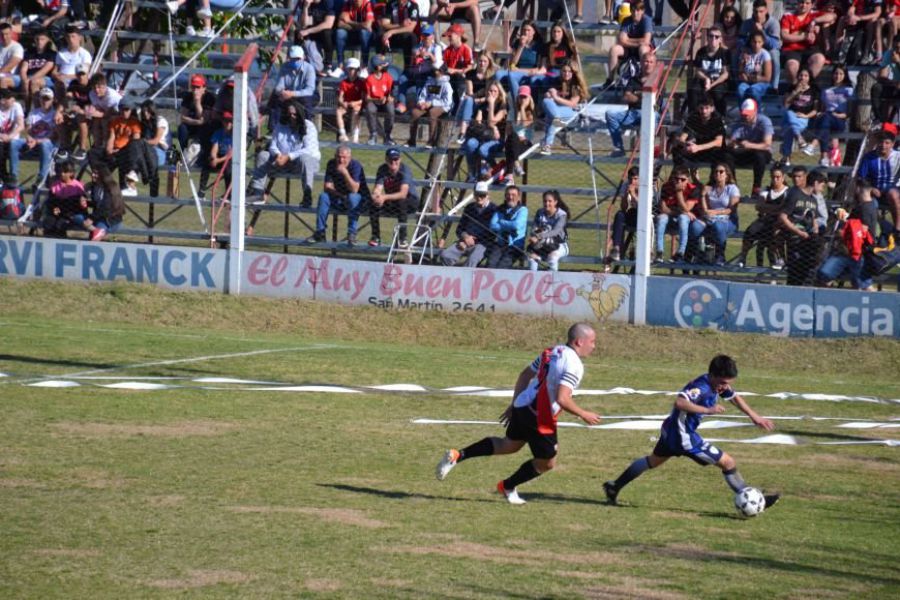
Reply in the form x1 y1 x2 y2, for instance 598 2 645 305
633 83 657 325
229 43 258 295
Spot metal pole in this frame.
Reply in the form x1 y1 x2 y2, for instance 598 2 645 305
633 85 657 326
229 44 257 295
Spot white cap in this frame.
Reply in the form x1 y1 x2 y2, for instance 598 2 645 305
288 45 305 60
474 180 490 195
39 87 55 98
345 57 360 70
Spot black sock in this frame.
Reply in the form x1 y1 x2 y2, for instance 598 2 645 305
458 438 494 462
723 468 746 493
614 456 651 490
503 460 540 491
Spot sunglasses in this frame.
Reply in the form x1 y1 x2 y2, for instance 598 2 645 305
715 169 727 173
708 34 721 39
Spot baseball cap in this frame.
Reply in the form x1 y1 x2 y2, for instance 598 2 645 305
75 65 88 75
518 85 531 97
385 148 401 161
443 23 466 39
222 111 233 120
740 98 758 116
346 57 360 70
39 87 55 99
289 45 305 60
190 73 206 87
474 180 490 195
882 122 899 137
420 24 435 36
372 54 389 68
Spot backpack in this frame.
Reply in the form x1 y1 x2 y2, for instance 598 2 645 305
0 186 23 220
864 235 900 277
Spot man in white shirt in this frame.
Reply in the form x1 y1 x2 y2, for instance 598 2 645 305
0 88 25 182
0 22 24 90
435 323 601 505
52 25 92 90
11 87 57 184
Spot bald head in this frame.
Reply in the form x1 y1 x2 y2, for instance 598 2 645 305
567 323 597 358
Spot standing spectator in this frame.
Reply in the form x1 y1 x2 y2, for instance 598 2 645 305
462 81 506 180
655 166 701 262
673 94 729 168
779 167 826 285
336 57 366 143
610 167 640 262
857 130 900 232
496 20 548 104
810 65 853 167
178 73 215 168
871 36 900 125
369 147 418 247
52 25 91 94
692 163 741 265
394 23 443 114
726 98 773 197
364 54 396 145
504 86 535 185
405 64 453 149
298 0 340 74
539 61 587 155
439 180 497 267
441 23 474 107
11 87 57 186
273 45 317 119
739 0 781 93
379 0 421 69
455 51 493 144
607 51 658 158
486 185 528 268
18 28 56 111
737 164 789 268
780 68 820 165
781 0 827 86
0 88 25 182
606 1 653 85
430 0 482 49
336 0 375 70
686 25 730 116
308 145 368 245
736 31 772 104
526 190 570 271
57 66 89 161
0 22 24 90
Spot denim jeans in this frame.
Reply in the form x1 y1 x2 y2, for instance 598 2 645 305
335 28 373 68
495 69 552 115
458 96 474 125
737 81 769 105
781 109 809 157
690 216 736 258
316 191 362 237
462 137 502 174
656 212 691 255
817 255 872 289
11 138 55 183
812 112 847 150
541 98 577 146
606 108 642 151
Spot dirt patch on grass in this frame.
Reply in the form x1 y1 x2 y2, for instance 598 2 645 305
147 494 185 507
370 577 413 588
0 478 44 488
304 578 342 592
228 506 387 528
146 569 254 589
389 541 624 567
34 548 101 558
640 542 738 562
51 420 238 438
66 468 125 489
584 577 689 600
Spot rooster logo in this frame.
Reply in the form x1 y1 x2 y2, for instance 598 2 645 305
576 274 628 321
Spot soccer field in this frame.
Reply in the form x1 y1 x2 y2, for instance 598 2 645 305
1 279 898 599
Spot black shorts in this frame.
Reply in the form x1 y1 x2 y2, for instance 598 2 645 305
782 50 822 66
505 405 558 459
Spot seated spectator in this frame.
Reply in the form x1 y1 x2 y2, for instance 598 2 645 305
610 166 639 261
273 45 317 119
495 20 548 107
139 99 170 171
547 21 579 76
92 97 154 189
0 22 24 90
179 73 215 172
462 80 506 180
38 0 75 37
736 32 772 104
57 66 89 161
18 28 56 111
778 166 825 285
430 0 482 50
247 100 320 232
439 180 497 267
336 57 365 143
379 0 421 69
673 94 728 168
395 23 443 115
504 86 535 186
364 54 396 145
0 174 24 226
455 50 493 144
308 144 368 245
685 25 730 116
369 147 418 247
691 163 741 265
718 5 743 52
0 88 24 182
405 64 453 149
655 166 701 262
52 25 91 95
336 0 375 70
203 111 232 197
810 65 853 167
817 204 876 289
486 185 528 268
297 0 340 74
82 167 122 241
43 159 86 238
781 0 827 86
813 1 842 59
526 190 569 271
835 0 884 64
737 164 789 268
885 0 900 49
726 98 773 197
539 61 587 155
87 73 121 147
857 130 900 232
606 2 653 85
441 23 474 107
738 0 781 95
214 76 259 140
607 50 658 158
780 68 820 165
166 0 214 37
849 179 880 238
11 86 57 187
871 36 900 125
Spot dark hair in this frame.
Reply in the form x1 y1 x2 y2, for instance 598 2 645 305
58 159 76 173
542 189 570 215
505 184 521 197
698 93 716 106
285 99 307 136
0 88 13 100
627 166 639 179
0 23 10 31
808 170 827 185
708 355 738 379
88 73 107 87
752 0 767 9
791 165 808 175
633 1 646 10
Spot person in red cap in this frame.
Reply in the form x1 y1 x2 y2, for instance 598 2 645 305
430 0 482 48
178 72 216 177
441 23 474 104
726 98 773 197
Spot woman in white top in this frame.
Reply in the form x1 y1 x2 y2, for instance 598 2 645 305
691 162 740 265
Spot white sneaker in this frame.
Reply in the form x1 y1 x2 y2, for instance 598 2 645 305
197 7 213 18
435 449 459 481
338 131 349 142
185 25 197 36
351 127 359 143
327 67 344 79
819 156 831 167
802 143 817 157
497 481 526 505
166 0 181 15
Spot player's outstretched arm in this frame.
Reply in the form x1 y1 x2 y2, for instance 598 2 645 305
730 394 775 431
557 385 601 425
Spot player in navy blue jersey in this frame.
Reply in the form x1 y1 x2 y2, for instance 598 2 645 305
603 355 781 509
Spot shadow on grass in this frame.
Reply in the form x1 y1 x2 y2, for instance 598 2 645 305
651 507 741 520
0 354 121 371
318 483 610 506
780 428 890 442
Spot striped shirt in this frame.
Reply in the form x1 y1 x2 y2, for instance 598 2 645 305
858 150 900 192
513 345 584 417
661 374 735 451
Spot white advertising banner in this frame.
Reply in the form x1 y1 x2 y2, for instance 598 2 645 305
240 251 632 322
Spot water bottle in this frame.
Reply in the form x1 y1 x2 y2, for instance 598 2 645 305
165 147 179 198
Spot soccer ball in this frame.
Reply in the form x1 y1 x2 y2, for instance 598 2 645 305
734 487 766 517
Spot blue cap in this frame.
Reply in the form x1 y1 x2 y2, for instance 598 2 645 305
385 148 401 160
420 24 434 36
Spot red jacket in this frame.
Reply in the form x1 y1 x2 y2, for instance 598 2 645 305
842 218 873 261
